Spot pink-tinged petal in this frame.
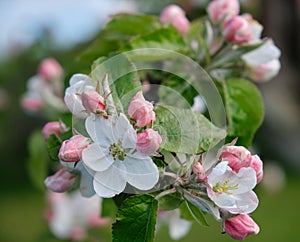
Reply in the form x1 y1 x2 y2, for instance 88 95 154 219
122 155 159 190
225 214 260 240
82 143 113 171
228 191 259 214
93 164 127 198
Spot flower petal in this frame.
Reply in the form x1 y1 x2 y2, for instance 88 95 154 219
69 73 91 86
77 162 96 197
82 143 113 171
93 165 127 198
228 191 259 214
122 155 159 190
114 113 137 148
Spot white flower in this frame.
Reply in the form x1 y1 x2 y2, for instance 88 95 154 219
242 40 281 66
157 209 192 240
207 161 258 214
82 113 159 198
64 74 95 119
47 191 107 240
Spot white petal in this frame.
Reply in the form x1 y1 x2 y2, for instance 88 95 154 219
169 209 192 240
93 115 115 144
69 73 91 86
242 40 281 65
114 113 137 148
82 143 113 171
207 161 229 186
122 155 159 190
233 167 257 194
228 191 259 214
93 164 127 198
77 162 96 197
85 114 98 141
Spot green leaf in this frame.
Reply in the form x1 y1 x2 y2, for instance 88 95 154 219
102 198 118 219
79 14 161 64
158 191 183 211
121 27 186 60
220 78 264 147
154 105 226 154
91 54 141 114
27 130 48 191
180 201 208 226
158 74 198 109
47 130 73 161
112 194 158 242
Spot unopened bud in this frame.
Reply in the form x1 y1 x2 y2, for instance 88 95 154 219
192 162 207 182
38 58 63 81
81 90 105 113
44 168 76 193
224 214 260 240
59 135 90 162
128 91 156 128
223 16 252 45
137 128 162 155
207 0 240 24
160 4 190 35
42 121 67 140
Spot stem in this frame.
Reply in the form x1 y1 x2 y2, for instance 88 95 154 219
163 172 179 180
155 188 176 200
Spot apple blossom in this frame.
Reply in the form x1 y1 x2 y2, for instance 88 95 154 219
207 161 258 214
47 191 109 240
241 40 281 82
21 96 44 111
42 121 67 140
220 146 264 183
128 91 156 128
157 209 192 240
59 135 90 162
224 214 260 240
223 16 252 45
82 113 159 197
160 4 190 35
137 128 162 155
247 58 281 83
38 58 63 82
242 13 263 43
81 90 105 114
207 0 240 24
44 167 76 193
64 74 95 118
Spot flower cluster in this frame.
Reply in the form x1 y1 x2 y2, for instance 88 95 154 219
48 75 162 198
21 58 66 112
24 1 282 241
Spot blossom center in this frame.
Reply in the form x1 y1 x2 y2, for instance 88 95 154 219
109 141 126 161
213 180 238 194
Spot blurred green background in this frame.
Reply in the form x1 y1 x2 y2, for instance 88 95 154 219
1 0 300 241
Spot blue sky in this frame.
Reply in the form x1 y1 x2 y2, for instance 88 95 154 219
0 0 136 59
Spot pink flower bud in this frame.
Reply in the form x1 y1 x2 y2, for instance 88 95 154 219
42 121 67 140
137 128 162 155
207 0 240 24
81 90 105 113
220 146 263 183
160 4 190 34
128 91 156 128
38 58 63 81
192 162 207 182
59 135 90 162
223 16 252 45
247 59 281 83
224 214 260 240
44 168 76 193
